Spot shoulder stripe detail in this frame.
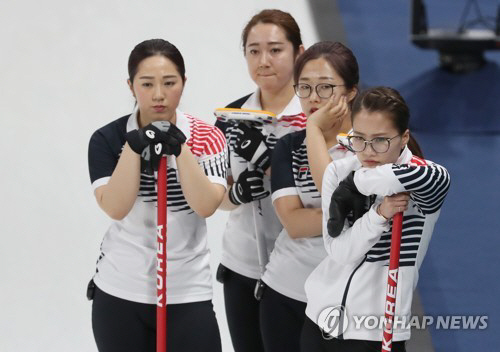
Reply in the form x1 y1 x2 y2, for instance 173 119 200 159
185 115 227 157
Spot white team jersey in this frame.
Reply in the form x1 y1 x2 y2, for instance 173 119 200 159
88 110 227 304
261 130 353 302
216 90 307 279
305 147 450 341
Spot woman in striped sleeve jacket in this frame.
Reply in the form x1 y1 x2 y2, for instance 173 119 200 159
301 87 450 351
87 39 227 352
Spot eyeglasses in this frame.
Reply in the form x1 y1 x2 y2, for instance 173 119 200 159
293 83 345 99
347 135 401 153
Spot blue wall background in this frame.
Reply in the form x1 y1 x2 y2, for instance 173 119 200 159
337 1 500 350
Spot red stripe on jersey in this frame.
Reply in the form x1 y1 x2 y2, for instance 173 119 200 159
185 114 226 157
410 156 427 166
280 112 307 129
280 113 307 129
280 113 307 122
289 122 307 128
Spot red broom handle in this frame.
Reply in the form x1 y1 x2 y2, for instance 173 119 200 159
157 156 167 352
381 212 403 352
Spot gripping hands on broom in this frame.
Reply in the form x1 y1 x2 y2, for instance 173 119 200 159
126 121 186 174
327 171 410 238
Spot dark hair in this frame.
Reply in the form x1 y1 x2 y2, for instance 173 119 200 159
293 41 359 90
242 9 302 56
128 39 185 83
351 86 424 158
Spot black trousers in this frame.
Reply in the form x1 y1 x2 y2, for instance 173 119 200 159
91 285 222 352
301 317 406 352
260 283 307 352
220 265 265 352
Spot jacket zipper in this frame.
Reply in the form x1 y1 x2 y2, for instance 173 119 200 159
337 255 367 340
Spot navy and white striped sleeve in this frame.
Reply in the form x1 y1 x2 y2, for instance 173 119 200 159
271 134 297 203
354 161 451 214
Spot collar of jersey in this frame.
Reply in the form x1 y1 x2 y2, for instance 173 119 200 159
397 145 412 164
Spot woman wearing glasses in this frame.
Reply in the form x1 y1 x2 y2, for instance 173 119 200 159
215 9 307 352
301 87 450 351
258 42 359 352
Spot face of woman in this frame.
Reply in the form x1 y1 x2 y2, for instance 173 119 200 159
297 57 352 117
351 109 409 168
244 23 296 93
128 55 184 125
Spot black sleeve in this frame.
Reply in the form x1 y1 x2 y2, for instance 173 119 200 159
271 134 296 195
88 131 118 184
88 117 128 185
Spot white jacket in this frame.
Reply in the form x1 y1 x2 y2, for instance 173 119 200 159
305 147 450 341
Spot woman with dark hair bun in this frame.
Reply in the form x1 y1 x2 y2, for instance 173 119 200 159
87 39 226 352
302 86 450 352
215 9 307 352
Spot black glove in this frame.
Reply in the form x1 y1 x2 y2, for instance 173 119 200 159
233 123 271 171
228 169 270 205
126 121 186 174
327 171 369 238
126 121 186 154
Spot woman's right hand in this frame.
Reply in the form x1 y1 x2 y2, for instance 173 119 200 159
308 94 349 132
377 192 410 220
228 168 269 205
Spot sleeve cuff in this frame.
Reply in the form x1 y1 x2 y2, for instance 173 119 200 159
368 205 391 230
206 175 227 189
271 187 298 203
91 177 111 191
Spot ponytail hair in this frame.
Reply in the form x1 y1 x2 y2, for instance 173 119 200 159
407 133 424 158
351 86 424 158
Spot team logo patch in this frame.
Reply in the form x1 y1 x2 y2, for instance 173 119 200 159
298 166 309 180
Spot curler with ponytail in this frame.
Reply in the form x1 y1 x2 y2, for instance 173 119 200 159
351 87 424 158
